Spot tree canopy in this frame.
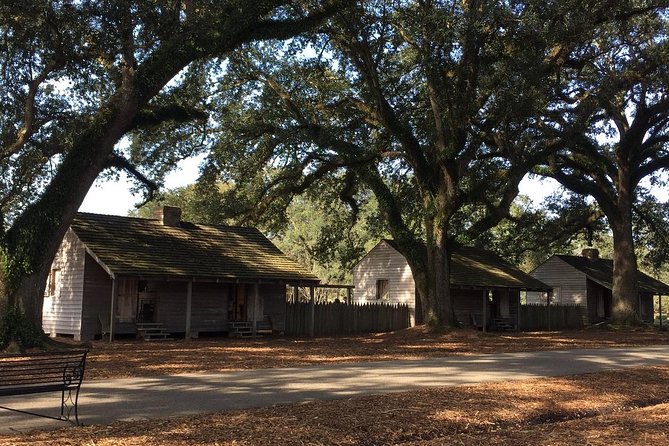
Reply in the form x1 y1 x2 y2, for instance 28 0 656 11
2 0 668 330
536 5 669 322
0 0 345 324
194 1 668 326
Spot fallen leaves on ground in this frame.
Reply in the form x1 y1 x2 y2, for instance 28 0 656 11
2 366 668 446
81 326 669 380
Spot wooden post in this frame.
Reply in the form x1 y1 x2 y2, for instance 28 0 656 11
109 278 116 342
659 295 663 327
185 280 193 339
547 290 551 331
309 286 315 337
293 285 299 303
252 282 258 337
517 292 521 332
347 287 352 305
482 290 487 333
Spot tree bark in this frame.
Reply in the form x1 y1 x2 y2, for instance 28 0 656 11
609 165 640 324
408 191 459 328
3 101 141 324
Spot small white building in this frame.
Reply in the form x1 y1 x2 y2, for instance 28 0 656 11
353 240 551 328
42 207 319 340
527 249 669 324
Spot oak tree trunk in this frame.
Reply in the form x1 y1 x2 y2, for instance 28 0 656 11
609 163 639 324
2 101 141 326
409 205 458 328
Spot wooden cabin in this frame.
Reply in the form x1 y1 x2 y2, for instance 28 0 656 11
352 240 551 329
527 248 669 324
42 207 319 341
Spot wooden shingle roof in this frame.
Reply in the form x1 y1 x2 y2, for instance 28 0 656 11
71 213 319 283
450 247 551 290
556 255 669 295
382 240 550 290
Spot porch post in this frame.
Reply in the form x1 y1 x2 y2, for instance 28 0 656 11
109 278 117 342
185 280 193 340
347 287 352 305
547 290 551 331
309 285 315 337
482 290 487 333
293 285 299 303
252 282 259 337
659 295 663 327
517 292 521 332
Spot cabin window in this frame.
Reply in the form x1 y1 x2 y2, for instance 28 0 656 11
376 279 389 300
47 268 61 297
550 287 561 304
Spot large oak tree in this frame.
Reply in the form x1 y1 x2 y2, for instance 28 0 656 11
0 0 345 325
538 8 669 323
197 1 656 327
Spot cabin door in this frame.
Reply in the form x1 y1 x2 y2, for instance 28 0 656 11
116 278 138 323
232 284 247 321
497 292 510 318
137 292 157 322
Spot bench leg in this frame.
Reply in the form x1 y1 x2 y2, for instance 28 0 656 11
60 388 81 425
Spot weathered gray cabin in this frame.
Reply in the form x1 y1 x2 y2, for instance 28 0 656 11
527 248 669 324
42 207 319 341
352 240 551 329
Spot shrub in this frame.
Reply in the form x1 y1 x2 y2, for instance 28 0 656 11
0 304 44 351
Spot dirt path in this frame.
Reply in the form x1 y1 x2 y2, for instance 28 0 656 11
3 364 669 445
4 345 669 435
84 326 669 379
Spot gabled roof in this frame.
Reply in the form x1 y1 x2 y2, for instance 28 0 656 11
380 240 550 291
555 255 669 295
71 213 319 283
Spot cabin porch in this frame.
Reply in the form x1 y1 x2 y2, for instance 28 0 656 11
95 277 291 341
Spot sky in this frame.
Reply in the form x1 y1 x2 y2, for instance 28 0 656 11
79 157 570 217
80 162 668 217
80 155 205 215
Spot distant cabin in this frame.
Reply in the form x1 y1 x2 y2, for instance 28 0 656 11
527 248 669 324
352 240 551 329
42 207 319 341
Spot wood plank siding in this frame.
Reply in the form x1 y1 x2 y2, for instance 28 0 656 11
80 252 114 340
528 256 588 321
640 294 654 323
353 241 417 325
42 229 86 339
260 284 288 332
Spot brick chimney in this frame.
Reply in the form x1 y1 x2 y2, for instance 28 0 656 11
581 248 599 260
154 206 182 227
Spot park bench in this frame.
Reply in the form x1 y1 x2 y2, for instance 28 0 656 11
0 349 88 425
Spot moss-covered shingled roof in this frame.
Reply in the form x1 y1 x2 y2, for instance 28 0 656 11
556 255 669 295
71 213 320 283
382 240 551 290
449 247 551 290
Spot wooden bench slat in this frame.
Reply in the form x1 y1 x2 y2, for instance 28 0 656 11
0 349 88 424
0 384 72 397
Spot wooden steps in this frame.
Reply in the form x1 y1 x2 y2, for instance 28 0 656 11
228 320 273 338
136 322 172 341
491 318 515 331
228 321 254 338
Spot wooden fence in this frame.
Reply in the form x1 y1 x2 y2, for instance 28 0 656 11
519 304 585 331
285 302 411 336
